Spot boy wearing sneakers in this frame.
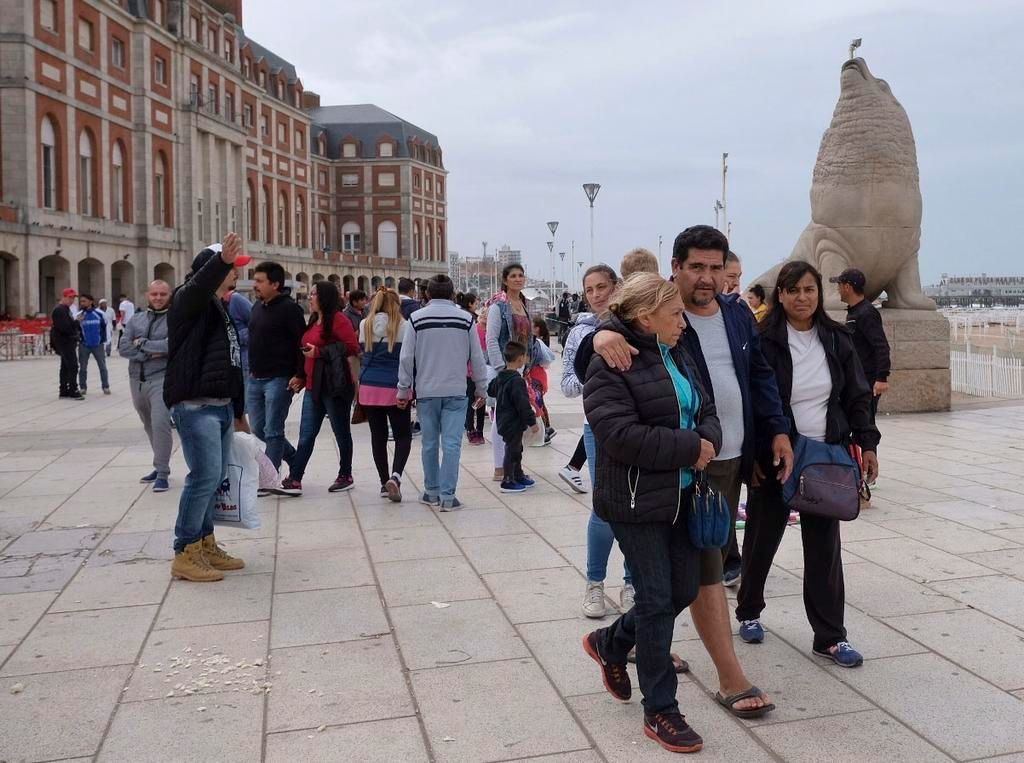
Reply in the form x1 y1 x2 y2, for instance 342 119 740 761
487 342 539 493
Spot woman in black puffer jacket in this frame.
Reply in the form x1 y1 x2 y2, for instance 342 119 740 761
581 273 721 755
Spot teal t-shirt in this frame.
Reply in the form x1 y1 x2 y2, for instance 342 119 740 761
659 343 699 489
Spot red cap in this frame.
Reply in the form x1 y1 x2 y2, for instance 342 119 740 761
62 288 78 298
234 254 252 267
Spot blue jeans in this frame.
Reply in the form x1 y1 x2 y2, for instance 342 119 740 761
290 391 354 480
171 403 233 553
584 422 632 585
78 344 109 391
247 376 296 470
418 396 468 500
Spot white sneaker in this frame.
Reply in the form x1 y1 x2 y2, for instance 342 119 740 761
620 583 636 612
582 580 606 619
558 466 587 494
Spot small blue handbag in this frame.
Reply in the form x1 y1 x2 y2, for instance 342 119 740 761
687 470 732 549
783 435 862 521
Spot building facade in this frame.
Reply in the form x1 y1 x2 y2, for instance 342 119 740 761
0 0 447 317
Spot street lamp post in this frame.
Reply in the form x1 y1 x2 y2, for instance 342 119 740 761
559 251 566 296
714 200 723 231
582 183 601 266
546 220 559 307
721 154 728 237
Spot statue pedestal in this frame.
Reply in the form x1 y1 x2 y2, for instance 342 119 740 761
877 309 950 413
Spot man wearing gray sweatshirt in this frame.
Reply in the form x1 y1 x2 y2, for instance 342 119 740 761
119 280 173 492
398 274 487 510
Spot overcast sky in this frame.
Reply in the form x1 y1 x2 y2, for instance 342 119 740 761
245 0 1023 289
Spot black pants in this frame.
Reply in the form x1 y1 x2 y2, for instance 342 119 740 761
736 478 847 651
568 434 587 471
502 430 523 481
366 405 413 485
465 378 485 434
599 515 701 715
706 457 743 576
56 344 79 395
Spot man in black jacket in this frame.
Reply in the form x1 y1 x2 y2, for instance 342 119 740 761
833 268 891 420
164 233 252 582
247 261 306 491
51 287 84 400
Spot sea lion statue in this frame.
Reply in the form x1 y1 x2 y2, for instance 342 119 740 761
753 57 936 310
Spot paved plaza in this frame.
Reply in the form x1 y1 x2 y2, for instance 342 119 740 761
1 354 1024 762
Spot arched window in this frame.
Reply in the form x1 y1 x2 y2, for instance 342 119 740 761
277 192 288 246
377 221 398 259
341 222 360 253
294 196 304 248
41 116 58 209
413 222 421 259
318 220 327 250
78 130 95 216
245 180 255 241
261 186 270 243
111 141 126 222
436 224 443 261
425 223 433 260
154 151 167 226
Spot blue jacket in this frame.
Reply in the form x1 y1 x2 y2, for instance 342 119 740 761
79 307 107 348
225 291 252 373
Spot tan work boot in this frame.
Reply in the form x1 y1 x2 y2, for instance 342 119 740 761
202 534 246 571
492 468 504 482
171 540 224 582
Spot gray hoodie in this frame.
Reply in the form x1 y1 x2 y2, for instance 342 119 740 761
118 308 169 381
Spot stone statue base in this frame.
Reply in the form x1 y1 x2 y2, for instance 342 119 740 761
878 309 950 413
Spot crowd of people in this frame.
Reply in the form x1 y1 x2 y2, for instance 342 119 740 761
47 223 894 755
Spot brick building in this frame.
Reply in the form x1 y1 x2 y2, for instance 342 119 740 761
0 0 447 317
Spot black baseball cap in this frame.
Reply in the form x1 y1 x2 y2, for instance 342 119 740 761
829 268 866 290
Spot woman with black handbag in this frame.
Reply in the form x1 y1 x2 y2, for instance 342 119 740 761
736 261 879 668
581 273 722 754
285 281 361 494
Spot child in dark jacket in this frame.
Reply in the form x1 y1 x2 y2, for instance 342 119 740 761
486 341 539 493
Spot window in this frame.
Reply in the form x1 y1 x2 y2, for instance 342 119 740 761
154 152 167 226
189 73 199 104
207 84 218 114
242 104 253 128
154 56 166 85
78 17 93 51
224 39 233 63
258 70 266 87
294 91 300 108
111 141 125 222
317 170 326 185
242 59 250 78
151 0 163 25
413 222 420 259
213 202 222 239
197 199 205 241
379 142 393 158
230 205 237 238
378 172 395 187
277 193 287 245
342 142 356 158
245 184 253 240
40 0 56 31
41 116 58 209
437 225 444 260
425 177 432 193
413 173 420 189
78 130 94 216
276 122 285 143
260 114 269 136
294 129 304 150
225 91 234 120
276 80 283 99
425 224 433 260
207 28 217 53
378 221 398 259
437 179 444 197
189 15 199 42
318 221 327 250
294 197 304 247
111 37 125 68
341 173 358 188
341 222 360 253
261 186 270 243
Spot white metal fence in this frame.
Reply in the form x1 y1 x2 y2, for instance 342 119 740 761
951 346 1024 398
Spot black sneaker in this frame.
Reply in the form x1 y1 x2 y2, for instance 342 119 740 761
328 475 354 493
643 712 703 754
581 630 631 702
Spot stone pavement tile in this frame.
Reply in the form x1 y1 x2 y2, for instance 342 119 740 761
265 716 429 763
277 495 355 522
277 517 365 553
90 529 171 563
274 547 375 593
411 658 589 762
0 591 57 645
0 470 39 497
156 573 272 629
98 690 264 762
867 481 950 506
0 494 67 521
40 496 131 529
964 547 1024 578
844 537 996 583
438 507 531 538
109 505 176 534
929 575 1024 629
212 535 277 576
0 551 86 594
1 605 157 676
842 562 967 617
2 526 105 555
461 533 568 574
756 565 808 599
993 527 1024 544
910 499 1024 531
940 484 1024 512
0 451 61 472
886 608 1024 690
375 556 489 607
364 525 460 563
833 518 902 542
271 586 389 648
854 498 926 522
501 492 591 518
831 652 1024 759
685 635 872 726
214 507 280 542
502 750 602 762
887 468 983 490
878 516 1021 554
355 501 439 531
448 485 506 509
752 708 953 762
50 558 169 612
568 682 770 762
756 594 927 660
267 638 412 732
0 665 131 762
527 512 591 548
125 620 269 702
392 598 529 670
484 567 585 624
0 642 14 663
763 527 807 571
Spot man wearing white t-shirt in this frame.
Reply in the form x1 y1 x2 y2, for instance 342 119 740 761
118 294 136 343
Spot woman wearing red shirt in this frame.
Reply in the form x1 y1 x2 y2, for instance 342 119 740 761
283 281 361 494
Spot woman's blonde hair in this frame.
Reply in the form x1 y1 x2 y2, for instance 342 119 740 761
363 288 403 351
608 272 679 325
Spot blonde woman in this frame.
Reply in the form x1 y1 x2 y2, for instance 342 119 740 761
358 289 410 502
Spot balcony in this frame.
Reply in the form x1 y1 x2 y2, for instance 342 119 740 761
184 92 247 140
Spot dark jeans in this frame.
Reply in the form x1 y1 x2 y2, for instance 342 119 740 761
502 430 524 481
706 457 743 576
247 376 296 470
736 478 847 652
56 343 79 395
568 434 587 472
465 378 485 434
78 343 110 391
290 391 353 480
599 515 701 715
365 405 412 485
171 402 233 553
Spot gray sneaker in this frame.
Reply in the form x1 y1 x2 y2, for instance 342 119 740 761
619 583 636 612
439 498 463 512
582 580 607 618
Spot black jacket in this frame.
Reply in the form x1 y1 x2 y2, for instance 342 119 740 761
248 291 306 379
50 303 80 350
757 317 880 463
399 297 421 320
583 315 722 525
163 255 244 419
845 299 891 384
487 370 536 440
343 305 365 335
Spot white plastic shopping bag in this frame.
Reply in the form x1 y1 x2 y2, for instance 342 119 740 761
213 432 262 530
